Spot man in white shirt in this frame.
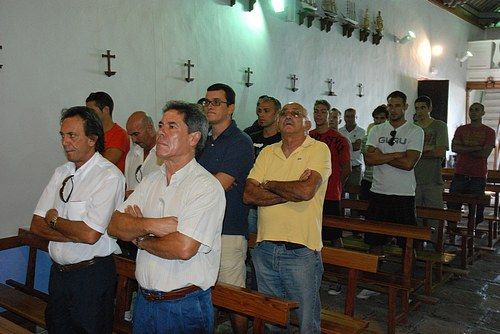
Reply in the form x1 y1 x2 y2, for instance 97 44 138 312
339 108 365 202
30 106 125 334
109 101 225 334
125 111 161 197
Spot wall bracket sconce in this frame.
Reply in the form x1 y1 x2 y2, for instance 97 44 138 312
290 74 299 92
372 11 383 45
320 17 335 32
394 31 416 44
245 67 254 87
357 83 364 97
359 29 370 42
341 22 356 38
372 32 383 45
299 12 317 28
326 79 337 96
0 44 3 69
229 0 256 11
101 49 116 77
457 51 473 66
184 60 195 82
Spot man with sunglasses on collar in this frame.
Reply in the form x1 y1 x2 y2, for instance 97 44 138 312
197 83 254 334
357 91 423 299
363 91 424 253
30 106 125 333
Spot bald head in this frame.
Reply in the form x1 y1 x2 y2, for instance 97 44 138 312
126 111 156 152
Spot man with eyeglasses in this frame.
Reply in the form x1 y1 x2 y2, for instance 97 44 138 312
363 91 424 255
30 106 125 333
197 83 254 334
243 102 331 333
125 111 162 197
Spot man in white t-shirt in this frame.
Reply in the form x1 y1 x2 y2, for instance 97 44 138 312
109 101 225 334
363 91 424 253
339 108 365 202
358 91 423 299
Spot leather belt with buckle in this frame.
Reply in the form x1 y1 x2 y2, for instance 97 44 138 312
140 285 201 301
53 256 109 273
266 240 306 250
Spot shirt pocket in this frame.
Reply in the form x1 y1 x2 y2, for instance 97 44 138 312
66 201 86 221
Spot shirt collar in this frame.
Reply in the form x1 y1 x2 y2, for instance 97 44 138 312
160 158 197 186
209 120 238 140
69 152 99 179
272 135 314 159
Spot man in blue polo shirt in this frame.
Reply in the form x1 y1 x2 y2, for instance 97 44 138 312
197 83 254 334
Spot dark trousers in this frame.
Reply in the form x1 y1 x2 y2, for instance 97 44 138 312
364 192 417 247
359 179 372 201
448 174 487 224
45 255 117 334
322 200 342 241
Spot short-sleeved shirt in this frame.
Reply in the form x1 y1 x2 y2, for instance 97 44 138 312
453 124 495 178
367 121 424 196
34 153 125 265
197 120 254 237
339 125 365 167
414 119 449 185
119 159 226 292
125 144 162 191
105 123 130 173
309 128 350 201
247 136 331 251
248 130 282 159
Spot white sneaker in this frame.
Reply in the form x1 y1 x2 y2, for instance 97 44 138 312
356 289 380 299
327 283 342 295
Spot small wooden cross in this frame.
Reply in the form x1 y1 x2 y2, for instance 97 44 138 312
245 67 253 87
184 60 194 82
101 50 116 77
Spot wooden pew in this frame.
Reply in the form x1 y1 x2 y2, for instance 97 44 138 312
0 316 32 334
249 234 375 334
443 193 491 267
323 213 431 334
1 229 299 334
112 255 299 334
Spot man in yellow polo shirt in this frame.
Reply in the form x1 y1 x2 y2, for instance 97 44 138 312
243 102 331 334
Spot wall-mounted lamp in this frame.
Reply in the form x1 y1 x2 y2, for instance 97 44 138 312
432 45 443 56
271 0 285 13
394 30 416 44
457 50 473 64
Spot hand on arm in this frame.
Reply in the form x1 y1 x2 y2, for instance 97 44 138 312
470 144 494 158
364 145 405 166
30 209 101 244
135 232 201 260
340 161 352 186
108 206 178 241
422 145 446 158
243 178 287 206
388 150 421 171
262 169 323 202
352 139 362 151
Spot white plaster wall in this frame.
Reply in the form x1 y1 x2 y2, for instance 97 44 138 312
0 0 483 237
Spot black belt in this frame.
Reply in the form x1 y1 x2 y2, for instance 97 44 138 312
53 255 110 272
266 240 306 250
140 285 201 301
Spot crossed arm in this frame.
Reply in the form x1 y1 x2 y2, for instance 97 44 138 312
364 145 421 171
243 169 323 206
452 138 494 159
108 206 200 260
30 210 101 244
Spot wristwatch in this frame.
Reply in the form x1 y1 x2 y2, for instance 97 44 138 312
49 215 58 229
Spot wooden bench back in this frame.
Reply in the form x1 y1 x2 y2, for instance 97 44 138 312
321 246 378 273
112 255 299 331
323 216 431 241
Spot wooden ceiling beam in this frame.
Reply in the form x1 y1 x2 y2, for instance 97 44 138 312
427 0 485 29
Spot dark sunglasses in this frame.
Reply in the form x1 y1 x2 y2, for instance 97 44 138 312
59 174 74 203
388 130 397 146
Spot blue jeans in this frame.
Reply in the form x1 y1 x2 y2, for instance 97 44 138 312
252 241 323 333
448 174 487 223
132 288 213 334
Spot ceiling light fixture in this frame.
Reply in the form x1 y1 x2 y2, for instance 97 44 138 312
394 30 416 44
